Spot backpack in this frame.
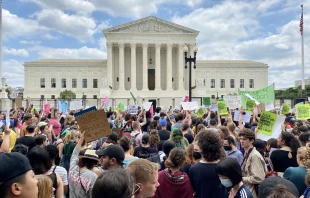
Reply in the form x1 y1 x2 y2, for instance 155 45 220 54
131 133 139 147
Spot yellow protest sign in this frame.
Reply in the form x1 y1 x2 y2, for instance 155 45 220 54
246 99 255 113
195 107 206 118
257 111 277 136
296 104 310 120
281 104 290 115
217 101 228 115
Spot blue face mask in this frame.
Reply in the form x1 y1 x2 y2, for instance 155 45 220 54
220 178 233 188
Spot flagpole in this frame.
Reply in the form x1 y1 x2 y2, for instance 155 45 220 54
301 5 305 97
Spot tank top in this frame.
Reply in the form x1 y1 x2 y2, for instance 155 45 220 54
46 166 58 195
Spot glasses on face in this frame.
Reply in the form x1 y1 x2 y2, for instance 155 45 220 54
132 184 141 195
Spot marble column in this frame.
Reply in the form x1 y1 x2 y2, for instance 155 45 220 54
189 43 196 87
142 43 148 91
155 43 161 90
130 43 137 91
178 44 184 90
106 42 113 88
118 42 125 90
166 43 173 90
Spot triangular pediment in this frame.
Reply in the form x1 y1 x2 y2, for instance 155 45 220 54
103 16 199 34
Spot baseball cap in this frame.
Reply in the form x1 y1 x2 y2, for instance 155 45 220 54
160 119 167 126
258 177 299 198
38 122 48 127
96 145 125 162
0 152 32 184
79 149 100 162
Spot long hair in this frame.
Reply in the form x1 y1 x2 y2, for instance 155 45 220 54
35 175 53 198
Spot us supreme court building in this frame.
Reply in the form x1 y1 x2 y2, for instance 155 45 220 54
23 16 269 107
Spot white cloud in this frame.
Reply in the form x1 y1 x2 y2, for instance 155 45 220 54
2 60 24 87
20 40 41 45
43 33 60 40
186 0 203 7
3 48 29 57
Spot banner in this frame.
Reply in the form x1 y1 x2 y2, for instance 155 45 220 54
217 101 228 115
202 97 211 106
238 84 275 108
233 110 251 123
195 107 206 118
70 100 83 110
128 105 138 115
246 99 255 113
281 103 291 115
296 104 310 120
182 101 199 110
257 112 285 141
223 96 241 109
44 104 50 115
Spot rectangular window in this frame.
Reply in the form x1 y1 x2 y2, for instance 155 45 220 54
93 95 97 99
250 79 254 88
240 79 244 88
51 95 55 99
83 95 86 99
82 79 87 88
51 78 56 88
40 95 44 99
220 79 225 88
230 79 234 88
40 78 45 88
93 79 98 88
61 78 66 88
211 95 215 99
72 78 77 88
211 79 215 88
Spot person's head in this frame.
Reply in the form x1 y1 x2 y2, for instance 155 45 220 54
159 119 167 128
38 123 48 133
196 130 222 162
259 177 299 198
215 158 242 188
35 175 53 198
64 115 74 126
218 126 229 139
26 125 36 134
223 136 235 151
265 184 297 198
227 122 236 132
209 119 217 127
35 135 48 147
185 144 197 164
238 128 255 149
106 132 119 145
253 139 266 157
0 152 38 198
119 136 132 153
155 107 161 113
132 121 140 131
126 159 160 198
27 146 52 175
23 114 33 125
92 168 134 198
45 144 59 162
106 111 114 119
165 147 186 170
63 130 78 143
266 138 278 151
298 125 309 134
171 129 183 144
181 123 190 132
142 134 150 145
278 132 301 152
11 144 28 156
197 124 206 134
149 132 160 148
297 146 310 166
163 140 176 158
299 132 310 146
78 149 100 170
96 145 125 170
177 113 184 121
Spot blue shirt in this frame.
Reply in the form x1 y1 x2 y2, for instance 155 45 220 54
226 148 244 166
234 184 253 198
303 186 310 198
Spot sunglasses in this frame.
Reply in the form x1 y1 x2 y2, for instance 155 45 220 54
132 184 141 195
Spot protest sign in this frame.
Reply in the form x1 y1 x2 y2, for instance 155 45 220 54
233 110 251 123
264 102 274 111
101 97 109 106
181 101 199 110
217 101 228 115
44 104 50 115
211 104 218 112
15 97 22 108
115 101 125 113
223 96 241 109
296 104 310 120
70 100 83 110
246 99 255 113
74 106 97 117
239 84 275 108
6 110 10 128
257 112 285 141
195 107 206 118
128 105 138 115
202 97 211 106
142 102 152 111
281 103 291 115
76 109 111 142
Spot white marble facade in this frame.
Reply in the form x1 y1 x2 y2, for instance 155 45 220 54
23 16 269 103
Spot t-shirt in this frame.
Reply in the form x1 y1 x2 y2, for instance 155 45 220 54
49 119 61 136
158 130 171 141
16 136 36 151
303 186 310 198
141 119 151 132
134 146 157 159
270 150 298 172
184 133 194 144
189 162 227 198
232 184 253 198
123 156 139 167
50 165 68 185
284 166 307 196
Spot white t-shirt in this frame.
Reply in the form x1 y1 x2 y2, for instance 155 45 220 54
50 165 68 185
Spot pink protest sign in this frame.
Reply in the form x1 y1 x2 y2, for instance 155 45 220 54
102 96 109 106
150 105 154 116
44 104 50 115
184 96 189 102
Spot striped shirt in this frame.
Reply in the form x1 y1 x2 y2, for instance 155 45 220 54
50 165 68 185
234 184 253 198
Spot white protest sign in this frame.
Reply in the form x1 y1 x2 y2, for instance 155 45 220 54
142 102 152 111
181 101 199 110
211 104 218 112
6 109 10 128
128 105 138 115
256 114 285 141
265 101 275 111
70 100 83 110
223 96 241 109
245 93 260 105
233 110 251 123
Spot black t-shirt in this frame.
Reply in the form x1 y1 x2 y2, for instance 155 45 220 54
270 150 298 172
16 136 36 151
189 162 227 198
181 162 192 176
184 132 194 144
141 119 151 132
134 146 157 159
158 130 171 141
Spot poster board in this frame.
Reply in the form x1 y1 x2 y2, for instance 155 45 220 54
70 100 83 110
217 101 228 115
142 102 152 111
181 101 199 110
202 97 211 106
128 105 138 115
296 104 310 120
76 109 111 142
257 113 285 141
44 104 50 115
223 96 241 109
246 99 255 113
15 97 22 108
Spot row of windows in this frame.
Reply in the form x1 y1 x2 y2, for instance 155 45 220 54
42 95 98 99
210 79 254 89
40 78 98 89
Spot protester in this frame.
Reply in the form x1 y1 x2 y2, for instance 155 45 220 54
299 132 310 146
147 140 165 164
61 130 78 171
266 138 278 158
160 140 176 170
35 175 54 198
223 136 244 165
181 143 199 175
15 125 36 152
158 119 171 141
48 110 61 139
96 144 125 170
20 114 32 137
11 144 28 155
258 177 299 198
134 134 157 159
181 123 194 144
169 129 189 149
154 147 194 198
119 136 138 167
303 170 310 198
34 135 48 147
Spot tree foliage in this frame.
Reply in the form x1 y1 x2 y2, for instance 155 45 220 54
275 85 307 99
60 90 76 99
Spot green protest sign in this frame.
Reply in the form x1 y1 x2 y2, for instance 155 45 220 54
296 104 310 120
115 101 125 113
246 99 255 113
202 97 211 106
217 101 228 115
195 107 206 118
238 84 275 108
281 104 290 115
257 111 277 136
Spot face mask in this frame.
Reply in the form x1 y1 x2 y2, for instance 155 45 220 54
220 178 233 188
223 145 232 151
193 152 201 160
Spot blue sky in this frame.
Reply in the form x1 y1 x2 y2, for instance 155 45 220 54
1 0 310 89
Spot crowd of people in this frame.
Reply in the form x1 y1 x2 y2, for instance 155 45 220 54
0 104 310 198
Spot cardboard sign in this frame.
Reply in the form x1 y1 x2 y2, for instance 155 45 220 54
70 100 83 110
217 101 228 115
44 104 50 115
142 102 152 111
257 113 285 141
239 84 274 107
76 109 111 142
223 96 241 109
15 97 22 108
281 104 291 115
202 97 211 106
246 99 255 113
211 104 218 112
257 111 277 136
181 101 199 110
128 105 138 115
74 106 97 117
296 104 310 120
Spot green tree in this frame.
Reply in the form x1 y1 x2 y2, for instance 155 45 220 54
60 90 76 99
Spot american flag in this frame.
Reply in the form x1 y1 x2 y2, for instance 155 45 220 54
300 6 303 35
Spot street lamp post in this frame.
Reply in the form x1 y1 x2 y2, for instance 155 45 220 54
184 44 198 102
